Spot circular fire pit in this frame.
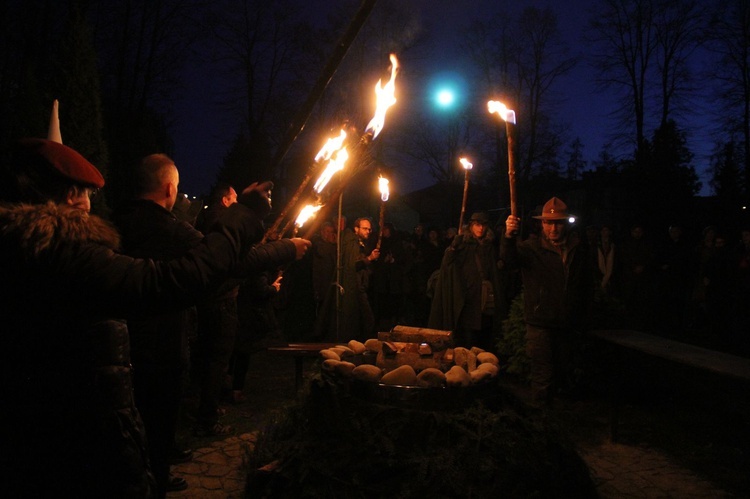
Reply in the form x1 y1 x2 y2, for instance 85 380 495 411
247 362 597 498
317 326 502 410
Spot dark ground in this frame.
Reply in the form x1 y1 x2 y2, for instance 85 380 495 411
174 335 750 498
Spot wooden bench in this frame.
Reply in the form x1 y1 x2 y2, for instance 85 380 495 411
588 329 750 441
266 343 338 393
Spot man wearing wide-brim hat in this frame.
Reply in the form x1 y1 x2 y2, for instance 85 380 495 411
500 197 591 407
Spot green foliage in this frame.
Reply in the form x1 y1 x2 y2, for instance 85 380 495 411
245 376 596 498
216 131 273 192
54 5 110 215
710 139 745 204
496 293 530 381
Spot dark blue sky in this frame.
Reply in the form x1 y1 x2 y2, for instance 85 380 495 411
169 0 714 198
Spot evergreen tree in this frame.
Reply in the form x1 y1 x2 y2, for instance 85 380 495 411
710 138 745 208
592 145 621 173
650 119 701 197
565 137 587 181
621 120 700 229
0 0 65 148
216 129 273 193
53 2 109 214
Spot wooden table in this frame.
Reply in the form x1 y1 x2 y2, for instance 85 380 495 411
266 343 338 393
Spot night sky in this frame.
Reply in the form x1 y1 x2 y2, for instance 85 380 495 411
169 0 715 198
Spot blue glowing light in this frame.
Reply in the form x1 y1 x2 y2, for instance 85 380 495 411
436 89 455 107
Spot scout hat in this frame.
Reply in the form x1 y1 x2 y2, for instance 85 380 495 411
532 197 569 220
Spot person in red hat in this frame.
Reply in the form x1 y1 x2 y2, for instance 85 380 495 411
500 197 592 407
0 138 310 497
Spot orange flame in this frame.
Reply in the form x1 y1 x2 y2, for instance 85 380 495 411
295 204 323 228
365 54 399 139
313 129 349 194
459 157 473 170
378 176 390 202
314 128 347 163
487 101 516 124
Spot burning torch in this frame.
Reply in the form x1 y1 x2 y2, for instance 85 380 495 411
266 127 349 241
376 175 389 249
487 101 517 217
457 157 473 235
299 53 400 240
294 203 323 235
277 128 350 238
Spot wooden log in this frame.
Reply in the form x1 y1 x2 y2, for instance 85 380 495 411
378 326 453 348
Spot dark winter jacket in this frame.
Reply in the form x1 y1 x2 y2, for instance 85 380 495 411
499 233 591 330
339 229 375 341
0 200 267 497
113 199 204 369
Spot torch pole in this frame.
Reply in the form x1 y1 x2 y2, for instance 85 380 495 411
264 169 314 241
264 0 377 243
269 0 378 171
506 121 517 217
458 168 470 235
280 214 298 239
335 192 343 341
376 200 385 249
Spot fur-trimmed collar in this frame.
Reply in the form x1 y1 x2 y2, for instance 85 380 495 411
0 202 120 258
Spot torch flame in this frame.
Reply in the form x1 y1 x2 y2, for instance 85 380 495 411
313 129 350 194
365 54 399 139
487 101 516 124
295 204 323 228
378 176 390 202
459 157 473 170
314 128 347 163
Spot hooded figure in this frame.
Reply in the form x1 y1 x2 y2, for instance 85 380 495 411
428 211 501 351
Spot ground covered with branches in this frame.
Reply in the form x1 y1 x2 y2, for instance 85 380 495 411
243 376 597 499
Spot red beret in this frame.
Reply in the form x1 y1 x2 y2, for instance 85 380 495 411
18 138 105 188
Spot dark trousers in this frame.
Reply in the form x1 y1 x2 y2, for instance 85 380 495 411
525 325 576 406
196 297 238 426
229 351 251 391
134 366 182 498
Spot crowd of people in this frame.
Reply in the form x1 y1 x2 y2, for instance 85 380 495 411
299 205 750 350
0 138 310 497
3 134 750 496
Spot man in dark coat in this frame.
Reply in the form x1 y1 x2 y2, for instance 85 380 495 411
428 212 500 351
112 154 202 495
193 182 250 436
0 139 310 497
339 217 380 342
500 197 591 406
